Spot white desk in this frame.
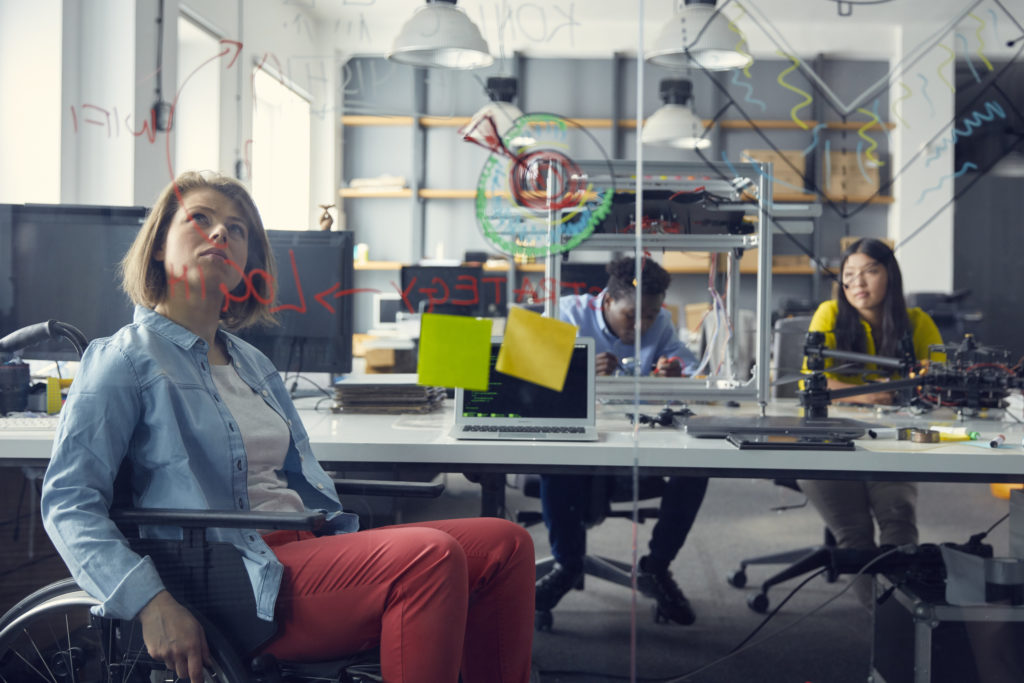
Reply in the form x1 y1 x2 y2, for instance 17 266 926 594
5 401 1024 482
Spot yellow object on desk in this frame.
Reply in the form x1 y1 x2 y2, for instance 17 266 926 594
45 377 71 415
991 483 1024 500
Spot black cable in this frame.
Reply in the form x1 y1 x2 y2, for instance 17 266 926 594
289 374 333 399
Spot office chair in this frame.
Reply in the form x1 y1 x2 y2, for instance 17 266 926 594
770 315 813 399
722 317 840 613
514 473 665 630
0 471 444 682
725 479 838 613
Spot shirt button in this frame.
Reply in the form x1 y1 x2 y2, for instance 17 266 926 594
262 389 269 397
287 419 292 427
214 394 220 402
316 483 324 490
237 498 244 508
248 535 256 542
229 423 235 432
236 460 242 470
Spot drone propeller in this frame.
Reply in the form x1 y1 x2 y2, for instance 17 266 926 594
772 363 863 387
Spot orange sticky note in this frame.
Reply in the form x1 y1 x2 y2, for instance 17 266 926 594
496 307 577 391
417 314 493 391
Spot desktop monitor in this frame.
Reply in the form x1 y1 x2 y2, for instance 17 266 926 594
0 204 147 360
399 265 493 317
372 292 404 330
236 230 354 375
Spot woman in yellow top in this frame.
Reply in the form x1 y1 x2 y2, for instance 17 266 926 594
798 237 942 606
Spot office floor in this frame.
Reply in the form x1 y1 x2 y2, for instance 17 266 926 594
400 474 1013 683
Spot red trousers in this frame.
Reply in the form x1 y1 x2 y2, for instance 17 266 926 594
261 517 535 683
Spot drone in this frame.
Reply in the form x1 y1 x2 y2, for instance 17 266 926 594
799 333 1024 419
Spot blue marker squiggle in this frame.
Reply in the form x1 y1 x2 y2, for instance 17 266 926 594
956 33 982 83
802 123 827 156
916 162 977 205
918 73 934 118
730 70 766 112
926 100 1007 167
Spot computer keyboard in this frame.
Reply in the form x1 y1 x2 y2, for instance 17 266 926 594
462 425 585 434
0 416 61 431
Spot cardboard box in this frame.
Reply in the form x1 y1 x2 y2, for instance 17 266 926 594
827 150 882 198
684 303 711 332
740 149 807 196
364 347 417 374
662 251 711 273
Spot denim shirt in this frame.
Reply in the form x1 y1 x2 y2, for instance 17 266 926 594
558 291 698 374
41 306 359 622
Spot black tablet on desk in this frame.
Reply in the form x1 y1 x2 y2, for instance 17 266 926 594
725 433 856 451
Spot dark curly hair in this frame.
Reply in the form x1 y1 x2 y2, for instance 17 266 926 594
605 256 671 301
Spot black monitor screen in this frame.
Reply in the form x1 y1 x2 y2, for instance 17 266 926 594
237 230 354 375
1 204 146 360
461 342 590 419
400 265 495 317
513 262 608 306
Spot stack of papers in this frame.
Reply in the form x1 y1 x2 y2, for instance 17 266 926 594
332 374 445 414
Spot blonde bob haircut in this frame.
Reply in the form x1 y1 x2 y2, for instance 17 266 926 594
120 171 277 331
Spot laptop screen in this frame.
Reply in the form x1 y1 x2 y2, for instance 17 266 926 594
460 341 592 419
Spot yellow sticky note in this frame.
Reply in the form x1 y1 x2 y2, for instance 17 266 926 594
417 314 493 391
496 307 578 391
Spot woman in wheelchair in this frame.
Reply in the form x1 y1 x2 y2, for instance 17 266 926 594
798 237 942 607
39 171 535 682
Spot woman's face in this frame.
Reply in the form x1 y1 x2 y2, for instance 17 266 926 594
841 252 888 318
154 188 250 302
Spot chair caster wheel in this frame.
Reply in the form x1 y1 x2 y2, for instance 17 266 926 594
747 592 769 614
535 610 553 631
653 604 670 624
726 569 747 588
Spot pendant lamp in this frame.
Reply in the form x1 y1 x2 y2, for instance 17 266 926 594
389 0 493 70
641 79 710 150
648 0 752 71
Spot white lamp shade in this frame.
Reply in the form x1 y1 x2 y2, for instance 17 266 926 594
388 2 494 70
641 103 711 150
648 3 752 71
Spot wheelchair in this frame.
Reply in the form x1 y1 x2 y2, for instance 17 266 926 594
0 474 449 682
0 319 448 681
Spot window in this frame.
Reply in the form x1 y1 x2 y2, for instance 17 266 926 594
251 68 311 231
175 14 221 175
0 0 61 203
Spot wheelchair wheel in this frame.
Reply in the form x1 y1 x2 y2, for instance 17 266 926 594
0 579 250 682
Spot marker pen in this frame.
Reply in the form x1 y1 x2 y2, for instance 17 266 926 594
938 433 974 442
932 426 981 440
990 434 1006 448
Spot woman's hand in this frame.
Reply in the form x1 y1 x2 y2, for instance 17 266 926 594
138 590 211 681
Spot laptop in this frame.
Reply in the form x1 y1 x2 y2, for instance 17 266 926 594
452 338 598 441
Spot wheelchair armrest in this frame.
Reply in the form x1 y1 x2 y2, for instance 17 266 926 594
110 508 327 532
333 478 445 499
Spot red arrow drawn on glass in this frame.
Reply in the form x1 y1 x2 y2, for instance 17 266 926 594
315 285 381 314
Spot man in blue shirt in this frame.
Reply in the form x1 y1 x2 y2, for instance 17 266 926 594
536 256 709 625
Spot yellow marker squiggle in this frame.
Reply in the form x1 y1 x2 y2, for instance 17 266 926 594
891 81 912 130
727 5 754 77
970 13 995 72
855 107 884 166
776 51 812 130
937 43 955 92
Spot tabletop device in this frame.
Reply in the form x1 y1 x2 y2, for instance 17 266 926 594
0 203 146 360
452 337 598 441
236 230 354 375
800 331 1024 419
678 414 875 440
725 433 855 451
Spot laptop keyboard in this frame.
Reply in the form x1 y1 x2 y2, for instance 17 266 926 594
462 425 586 434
